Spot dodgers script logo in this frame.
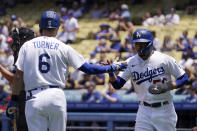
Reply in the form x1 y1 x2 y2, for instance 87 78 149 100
132 67 165 85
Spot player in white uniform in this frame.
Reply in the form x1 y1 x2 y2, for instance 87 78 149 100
7 10 127 131
109 29 189 131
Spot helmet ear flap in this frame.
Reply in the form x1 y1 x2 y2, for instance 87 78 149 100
141 41 153 56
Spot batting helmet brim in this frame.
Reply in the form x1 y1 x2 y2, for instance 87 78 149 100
132 39 151 43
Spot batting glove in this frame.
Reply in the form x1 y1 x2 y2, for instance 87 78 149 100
148 81 174 95
110 61 128 72
6 99 18 119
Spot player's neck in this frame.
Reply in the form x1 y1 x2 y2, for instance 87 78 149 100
140 51 154 60
41 28 58 37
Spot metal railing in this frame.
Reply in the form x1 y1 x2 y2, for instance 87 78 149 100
67 112 136 131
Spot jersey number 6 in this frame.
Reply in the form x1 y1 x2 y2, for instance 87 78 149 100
39 53 50 73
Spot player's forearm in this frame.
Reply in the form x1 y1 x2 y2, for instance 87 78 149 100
12 70 24 95
0 64 14 83
166 73 189 90
109 73 126 90
78 62 113 75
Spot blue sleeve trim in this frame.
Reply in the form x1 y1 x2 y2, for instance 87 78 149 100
111 76 126 90
175 73 189 88
78 62 112 75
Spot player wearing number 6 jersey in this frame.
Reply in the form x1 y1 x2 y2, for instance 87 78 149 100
10 10 127 131
109 29 189 131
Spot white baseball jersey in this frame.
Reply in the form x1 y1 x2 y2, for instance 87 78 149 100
119 51 185 103
15 36 85 91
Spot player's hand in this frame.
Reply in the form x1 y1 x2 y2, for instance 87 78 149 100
148 81 173 95
6 100 18 119
110 61 128 72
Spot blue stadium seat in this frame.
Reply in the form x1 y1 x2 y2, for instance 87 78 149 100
116 90 137 102
64 90 84 102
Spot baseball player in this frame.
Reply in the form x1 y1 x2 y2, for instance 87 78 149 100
2 27 35 131
4 27 34 131
8 10 127 131
109 29 189 131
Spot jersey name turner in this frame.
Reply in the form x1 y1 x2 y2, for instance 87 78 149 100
33 40 59 50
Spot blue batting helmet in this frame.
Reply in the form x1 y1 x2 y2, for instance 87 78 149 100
39 10 60 30
132 29 153 56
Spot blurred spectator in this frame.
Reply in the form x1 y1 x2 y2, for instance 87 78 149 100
101 3 112 18
68 1 83 18
10 14 20 29
1 48 14 71
160 35 174 52
124 47 137 60
79 0 89 13
142 12 154 26
120 4 131 20
0 35 8 58
98 52 107 64
92 73 105 85
94 24 113 40
153 8 165 26
165 8 180 26
114 52 123 62
101 83 120 103
177 38 193 56
60 7 68 23
175 35 186 51
120 36 132 52
183 81 197 103
82 81 101 103
178 52 194 69
152 31 160 51
186 5 197 15
57 12 79 44
85 51 98 64
109 35 121 52
192 60 197 79
6 37 13 49
116 17 133 33
180 30 189 43
91 3 103 19
109 8 121 21
192 31 197 46
0 80 9 113
65 73 75 89
94 38 107 53
75 73 92 89
0 21 9 37
186 46 197 59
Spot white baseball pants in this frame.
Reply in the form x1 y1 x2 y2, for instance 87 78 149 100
25 87 67 131
135 102 177 131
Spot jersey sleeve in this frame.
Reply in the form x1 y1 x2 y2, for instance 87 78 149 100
66 46 85 69
167 56 185 79
74 19 79 29
15 43 26 71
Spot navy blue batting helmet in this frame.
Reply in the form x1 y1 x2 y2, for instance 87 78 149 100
132 29 153 55
39 10 60 30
